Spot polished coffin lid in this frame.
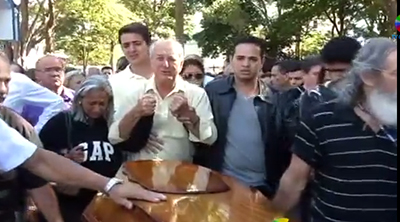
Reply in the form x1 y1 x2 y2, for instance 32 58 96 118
123 160 230 194
83 160 290 222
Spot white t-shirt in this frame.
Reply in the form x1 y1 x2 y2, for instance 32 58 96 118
0 118 37 172
3 73 65 132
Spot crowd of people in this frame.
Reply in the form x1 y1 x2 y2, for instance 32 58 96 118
0 21 397 222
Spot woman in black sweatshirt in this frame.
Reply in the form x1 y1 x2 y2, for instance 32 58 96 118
39 75 122 222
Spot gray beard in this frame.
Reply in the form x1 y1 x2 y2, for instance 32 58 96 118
367 89 397 127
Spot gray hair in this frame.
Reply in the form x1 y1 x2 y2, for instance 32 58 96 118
71 75 114 126
64 70 85 87
338 37 397 106
149 39 184 59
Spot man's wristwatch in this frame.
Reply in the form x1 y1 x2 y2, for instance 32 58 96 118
104 178 124 195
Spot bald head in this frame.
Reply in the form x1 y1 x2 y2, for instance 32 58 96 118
35 55 66 92
35 55 65 69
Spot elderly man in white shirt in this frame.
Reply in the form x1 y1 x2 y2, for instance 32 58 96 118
0 55 64 132
109 39 217 162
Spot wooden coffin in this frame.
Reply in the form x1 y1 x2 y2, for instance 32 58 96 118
83 160 289 222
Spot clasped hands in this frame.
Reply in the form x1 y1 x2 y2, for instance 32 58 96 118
136 92 199 125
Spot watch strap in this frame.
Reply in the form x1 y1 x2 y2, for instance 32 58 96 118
104 177 123 194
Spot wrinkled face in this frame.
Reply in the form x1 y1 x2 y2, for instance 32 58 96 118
270 65 288 88
288 70 304 87
324 62 351 82
366 50 397 127
81 89 110 119
181 65 204 87
36 56 65 91
151 42 183 83
68 75 86 91
0 58 11 103
231 43 263 81
120 33 149 66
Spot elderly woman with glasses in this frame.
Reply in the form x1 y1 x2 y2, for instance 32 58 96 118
38 76 122 222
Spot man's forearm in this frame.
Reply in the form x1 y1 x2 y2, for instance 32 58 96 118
28 184 63 222
118 107 142 140
272 173 305 213
22 148 109 192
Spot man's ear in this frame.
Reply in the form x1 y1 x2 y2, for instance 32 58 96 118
360 71 378 87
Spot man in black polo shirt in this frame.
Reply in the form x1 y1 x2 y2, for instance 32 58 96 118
272 38 397 222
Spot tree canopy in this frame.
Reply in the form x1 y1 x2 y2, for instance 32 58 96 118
194 0 395 59
15 0 396 65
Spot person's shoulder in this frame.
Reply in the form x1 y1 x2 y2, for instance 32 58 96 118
10 72 29 82
204 75 232 92
112 75 147 97
281 87 304 98
45 111 68 126
182 80 206 95
64 87 75 94
308 99 339 119
39 111 68 137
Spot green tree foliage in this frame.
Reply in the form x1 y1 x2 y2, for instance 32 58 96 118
54 0 134 68
119 0 196 39
300 31 330 57
193 0 255 58
195 0 392 58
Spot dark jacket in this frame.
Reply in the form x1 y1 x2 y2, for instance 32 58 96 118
193 76 291 197
278 85 338 140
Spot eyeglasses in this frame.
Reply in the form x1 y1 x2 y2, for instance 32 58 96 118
183 73 204 80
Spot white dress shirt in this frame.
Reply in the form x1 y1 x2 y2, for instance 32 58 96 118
108 65 147 111
3 73 65 132
0 118 37 172
109 76 217 162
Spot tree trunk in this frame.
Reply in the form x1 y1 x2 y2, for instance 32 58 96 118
83 47 88 74
109 40 115 68
44 0 55 53
19 0 29 64
295 33 301 59
386 0 397 34
175 0 184 44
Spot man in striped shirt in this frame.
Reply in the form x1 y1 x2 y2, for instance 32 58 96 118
272 38 397 222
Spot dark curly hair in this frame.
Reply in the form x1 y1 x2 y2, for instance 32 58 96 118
321 36 361 64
